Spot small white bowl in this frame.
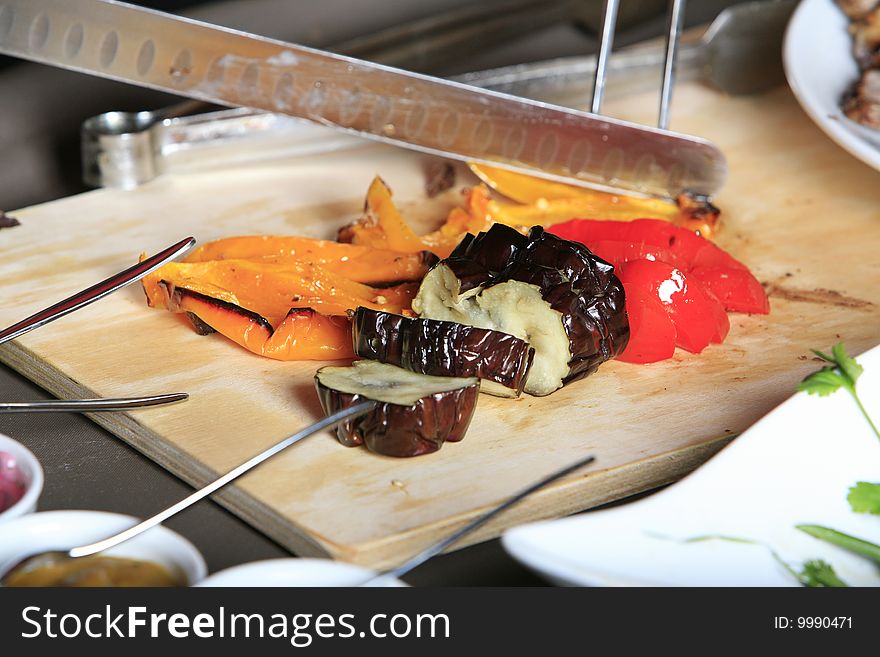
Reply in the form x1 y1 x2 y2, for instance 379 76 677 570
197 558 406 587
0 510 207 586
0 433 44 524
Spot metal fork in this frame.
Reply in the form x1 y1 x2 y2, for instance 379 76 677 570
591 0 687 129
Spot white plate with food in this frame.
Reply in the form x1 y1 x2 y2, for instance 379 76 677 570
502 341 880 586
784 0 880 170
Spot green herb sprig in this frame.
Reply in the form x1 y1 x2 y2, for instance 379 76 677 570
795 343 880 587
797 560 848 587
798 342 879 441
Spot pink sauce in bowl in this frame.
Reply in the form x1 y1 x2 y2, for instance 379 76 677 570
0 451 27 513
0 435 41 522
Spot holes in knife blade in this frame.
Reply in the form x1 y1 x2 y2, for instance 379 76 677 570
64 23 84 59
0 6 13 43
205 56 227 86
370 96 393 133
29 13 49 51
535 133 560 169
501 126 527 161
239 63 260 100
600 147 625 183
470 116 493 153
633 154 660 192
567 140 592 174
170 48 193 85
99 31 119 68
339 88 362 124
305 81 328 114
273 72 295 110
437 112 460 148
403 103 427 139
136 39 155 76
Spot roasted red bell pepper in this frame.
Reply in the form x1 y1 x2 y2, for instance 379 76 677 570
618 260 729 355
549 218 768 363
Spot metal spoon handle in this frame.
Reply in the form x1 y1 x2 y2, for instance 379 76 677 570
371 453 597 584
0 393 188 413
0 236 196 346
69 401 376 558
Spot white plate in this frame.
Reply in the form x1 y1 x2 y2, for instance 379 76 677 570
503 342 880 586
197 558 406 587
783 0 880 170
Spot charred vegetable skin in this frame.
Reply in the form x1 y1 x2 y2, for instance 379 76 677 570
315 361 479 457
353 307 534 397
414 224 629 396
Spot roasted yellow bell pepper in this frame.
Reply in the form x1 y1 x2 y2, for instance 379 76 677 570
166 286 354 360
467 163 720 238
185 235 435 285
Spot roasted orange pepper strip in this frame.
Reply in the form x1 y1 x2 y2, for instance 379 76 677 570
421 186 493 257
341 176 427 253
185 236 434 285
340 176 491 258
168 287 354 360
143 259 415 326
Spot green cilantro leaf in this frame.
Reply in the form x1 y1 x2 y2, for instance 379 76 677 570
832 342 864 386
797 368 849 396
798 560 848 587
847 482 880 515
799 342 879 442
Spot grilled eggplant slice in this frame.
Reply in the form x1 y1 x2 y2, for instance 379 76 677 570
412 224 629 396
352 307 534 398
315 360 479 457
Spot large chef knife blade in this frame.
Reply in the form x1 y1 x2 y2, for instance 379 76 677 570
0 0 726 198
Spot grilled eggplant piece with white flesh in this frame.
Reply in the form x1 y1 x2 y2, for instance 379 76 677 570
413 224 629 396
315 360 479 457
352 307 534 398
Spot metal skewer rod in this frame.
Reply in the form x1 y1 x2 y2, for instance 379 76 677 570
0 237 195 347
658 0 687 129
0 394 188 413
67 401 376 558
590 0 620 114
361 453 597 585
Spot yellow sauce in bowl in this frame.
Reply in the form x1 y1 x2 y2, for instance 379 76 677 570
5 555 181 587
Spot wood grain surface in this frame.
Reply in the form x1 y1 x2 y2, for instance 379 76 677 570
1 82 878 568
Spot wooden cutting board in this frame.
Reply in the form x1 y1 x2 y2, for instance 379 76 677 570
1 82 879 568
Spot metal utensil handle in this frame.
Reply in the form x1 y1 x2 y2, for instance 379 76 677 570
84 108 368 189
591 0 687 129
0 0 725 198
0 393 188 413
370 453 597 584
658 0 687 129
69 401 376 558
457 39 706 96
0 237 195 347
590 0 620 114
